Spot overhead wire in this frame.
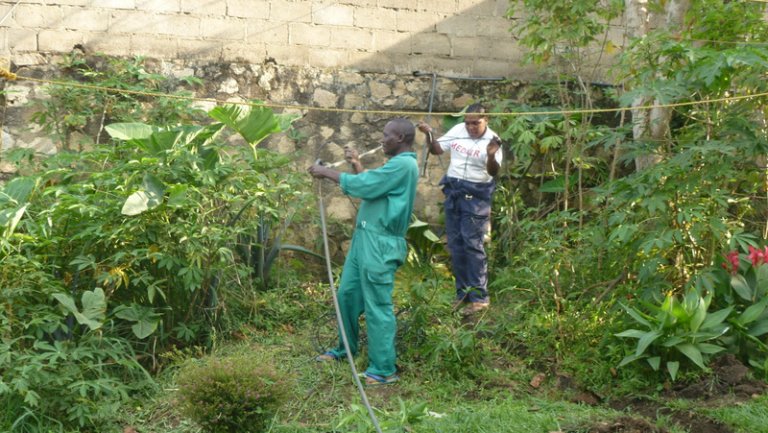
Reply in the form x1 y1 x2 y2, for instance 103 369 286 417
0 0 23 27
2 68 767 119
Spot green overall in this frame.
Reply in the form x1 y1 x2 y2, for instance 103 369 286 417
327 152 418 377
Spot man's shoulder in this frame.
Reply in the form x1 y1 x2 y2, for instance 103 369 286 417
389 151 418 164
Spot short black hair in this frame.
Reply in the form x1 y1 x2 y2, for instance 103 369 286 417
389 117 415 144
466 103 487 114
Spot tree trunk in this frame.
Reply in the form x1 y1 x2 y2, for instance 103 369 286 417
625 0 690 171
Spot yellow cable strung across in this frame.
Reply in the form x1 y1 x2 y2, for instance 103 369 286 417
1 67 767 118
0 68 17 81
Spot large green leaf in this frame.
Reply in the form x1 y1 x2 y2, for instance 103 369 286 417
734 297 768 326
114 304 161 339
618 353 643 367
675 343 706 370
208 103 280 145
81 288 107 326
615 329 646 339
1 204 27 239
731 274 754 301
701 306 733 330
121 173 166 216
697 343 726 355
666 361 680 381
167 184 190 207
621 303 653 328
755 264 768 298
635 330 661 357
122 191 154 216
52 288 106 331
689 294 707 332
105 122 155 140
647 356 661 371
0 176 36 204
748 319 768 337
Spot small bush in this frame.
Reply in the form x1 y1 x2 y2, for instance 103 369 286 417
176 353 291 433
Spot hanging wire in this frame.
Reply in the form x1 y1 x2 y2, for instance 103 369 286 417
0 0 23 27
2 68 766 119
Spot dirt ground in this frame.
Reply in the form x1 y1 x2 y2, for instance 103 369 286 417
571 354 766 433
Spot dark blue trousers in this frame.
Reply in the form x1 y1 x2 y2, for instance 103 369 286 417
441 177 494 303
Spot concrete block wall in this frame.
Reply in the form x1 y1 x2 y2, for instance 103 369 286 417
0 0 530 79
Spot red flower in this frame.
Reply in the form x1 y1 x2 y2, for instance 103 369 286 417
723 250 740 274
748 246 765 267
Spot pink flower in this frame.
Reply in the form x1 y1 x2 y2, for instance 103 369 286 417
749 246 765 267
723 250 740 274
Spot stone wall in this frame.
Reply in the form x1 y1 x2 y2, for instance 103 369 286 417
0 52 523 227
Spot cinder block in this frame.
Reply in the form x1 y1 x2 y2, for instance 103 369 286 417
200 17 246 40
354 7 396 31
436 14 480 38
109 10 159 34
266 44 310 66
221 43 267 62
181 0 226 15
38 30 86 52
289 23 330 47
312 4 353 26
176 39 224 59
372 30 411 53
308 48 348 68
451 36 486 57
348 51 397 73
92 0 137 9
247 19 289 45
136 0 181 13
330 27 373 51
419 0 459 14
472 59 512 79
270 0 312 23
475 16 513 37
7 29 38 52
15 5 61 28
157 15 201 38
10 53 47 67
411 33 450 56
378 0 412 10
61 8 111 31
337 0 377 6
129 35 178 57
86 34 132 55
0 5 16 27
457 0 497 14
52 0 91 6
483 39 522 61
396 10 440 33
408 56 472 78
227 0 270 19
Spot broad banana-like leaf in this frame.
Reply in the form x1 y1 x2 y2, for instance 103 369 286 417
121 174 166 216
208 103 280 145
53 288 106 331
105 123 155 140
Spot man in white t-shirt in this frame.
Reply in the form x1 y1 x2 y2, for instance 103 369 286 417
417 104 503 315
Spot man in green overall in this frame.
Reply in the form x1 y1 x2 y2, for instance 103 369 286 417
308 118 419 385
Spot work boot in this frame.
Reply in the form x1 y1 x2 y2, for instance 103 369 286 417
452 296 469 311
462 301 489 315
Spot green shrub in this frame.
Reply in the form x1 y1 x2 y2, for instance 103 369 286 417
176 353 291 433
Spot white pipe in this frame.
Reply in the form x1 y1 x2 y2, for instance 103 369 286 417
327 145 382 168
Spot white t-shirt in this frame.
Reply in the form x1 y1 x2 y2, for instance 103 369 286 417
438 123 503 184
